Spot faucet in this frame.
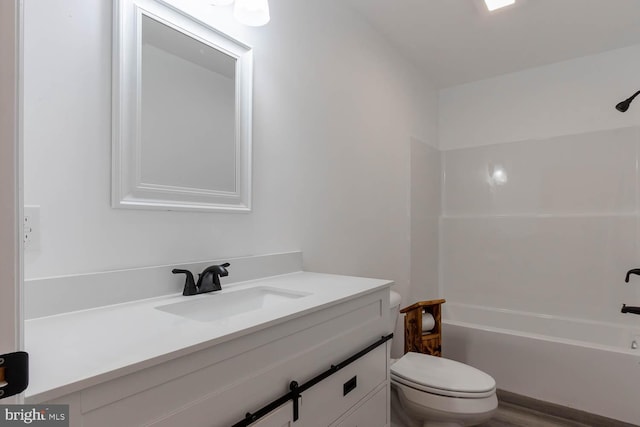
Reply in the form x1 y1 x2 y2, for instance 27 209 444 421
172 263 231 296
621 304 640 316
197 263 230 293
625 268 640 283
172 269 198 296
622 269 640 316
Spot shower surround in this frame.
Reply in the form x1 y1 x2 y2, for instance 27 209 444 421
439 127 640 423
435 45 640 422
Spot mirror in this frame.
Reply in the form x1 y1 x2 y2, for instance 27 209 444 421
113 0 253 212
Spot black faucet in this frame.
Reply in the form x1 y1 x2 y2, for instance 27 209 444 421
624 268 640 283
172 263 231 296
172 269 198 296
197 263 230 293
621 304 640 316
621 269 640 315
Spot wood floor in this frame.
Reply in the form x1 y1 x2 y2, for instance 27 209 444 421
483 390 638 427
391 388 638 427
481 401 594 427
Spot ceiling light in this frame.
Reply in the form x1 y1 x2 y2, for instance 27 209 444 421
484 0 515 11
210 0 234 6
234 0 270 27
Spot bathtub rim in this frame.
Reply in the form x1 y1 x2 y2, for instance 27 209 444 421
443 301 640 356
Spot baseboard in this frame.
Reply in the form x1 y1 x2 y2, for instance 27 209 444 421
497 390 638 427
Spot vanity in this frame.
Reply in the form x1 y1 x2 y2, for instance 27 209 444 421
25 264 393 427
24 2 392 425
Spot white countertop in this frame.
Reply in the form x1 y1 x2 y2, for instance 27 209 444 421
25 271 392 403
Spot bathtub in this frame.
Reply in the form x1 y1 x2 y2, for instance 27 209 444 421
442 302 640 425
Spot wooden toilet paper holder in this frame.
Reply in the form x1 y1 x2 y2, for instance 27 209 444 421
400 299 445 357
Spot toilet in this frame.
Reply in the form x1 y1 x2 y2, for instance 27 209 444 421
389 291 497 427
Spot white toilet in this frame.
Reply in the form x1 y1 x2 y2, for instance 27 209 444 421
389 291 497 427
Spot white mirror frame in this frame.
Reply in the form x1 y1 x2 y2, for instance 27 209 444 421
112 0 253 212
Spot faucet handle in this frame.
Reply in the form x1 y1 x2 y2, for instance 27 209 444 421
172 268 198 296
219 262 230 277
621 304 640 315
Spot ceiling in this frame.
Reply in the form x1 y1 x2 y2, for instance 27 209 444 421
343 0 640 88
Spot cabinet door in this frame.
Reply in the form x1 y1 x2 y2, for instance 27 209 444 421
250 401 294 427
298 344 387 425
333 386 388 427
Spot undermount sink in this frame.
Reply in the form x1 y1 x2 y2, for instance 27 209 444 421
155 286 311 322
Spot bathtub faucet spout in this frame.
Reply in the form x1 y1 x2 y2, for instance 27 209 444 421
621 304 640 315
625 269 640 283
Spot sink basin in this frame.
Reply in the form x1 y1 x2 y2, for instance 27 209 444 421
155 286 311 322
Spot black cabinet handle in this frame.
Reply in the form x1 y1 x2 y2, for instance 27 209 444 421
343 376 357 396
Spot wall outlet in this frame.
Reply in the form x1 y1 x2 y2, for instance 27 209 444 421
24 205 40 251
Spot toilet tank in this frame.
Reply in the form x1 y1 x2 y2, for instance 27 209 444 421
389 290 402 333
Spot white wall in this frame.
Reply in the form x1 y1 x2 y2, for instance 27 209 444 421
410 138 440 303
439 44 640 151
439 45 640 328
23 0 438 328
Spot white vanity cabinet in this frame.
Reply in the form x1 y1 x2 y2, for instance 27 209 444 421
33 282 391 427
250 402 295 427
294 344 388 426
332 386 388 427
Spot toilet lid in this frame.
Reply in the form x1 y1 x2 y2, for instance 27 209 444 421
391 352 495 397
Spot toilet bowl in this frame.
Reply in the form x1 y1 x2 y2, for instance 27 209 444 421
389 291 497 427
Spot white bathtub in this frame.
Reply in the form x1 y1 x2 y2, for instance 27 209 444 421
442 302 640 425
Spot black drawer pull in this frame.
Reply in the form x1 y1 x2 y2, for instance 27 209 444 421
343 376 357 396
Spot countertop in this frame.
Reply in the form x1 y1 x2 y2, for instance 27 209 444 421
25 271 392 403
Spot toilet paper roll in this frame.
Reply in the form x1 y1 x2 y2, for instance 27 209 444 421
421 312 435 334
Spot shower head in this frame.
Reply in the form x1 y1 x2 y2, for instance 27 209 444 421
616 90 640 112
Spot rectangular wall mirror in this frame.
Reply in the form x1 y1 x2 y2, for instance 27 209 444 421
113 0 253 212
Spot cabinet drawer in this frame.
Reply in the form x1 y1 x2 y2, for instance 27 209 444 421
332 385 388 427
298 343 388 426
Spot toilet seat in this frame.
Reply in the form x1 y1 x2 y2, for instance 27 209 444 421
391 352 496 398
